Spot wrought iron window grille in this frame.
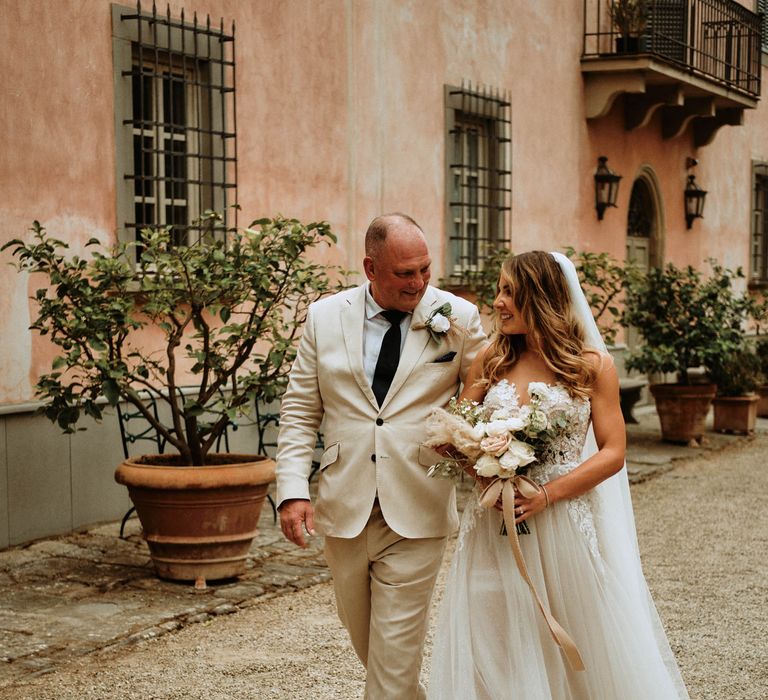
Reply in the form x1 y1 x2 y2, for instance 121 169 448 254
115 2 237 252
445 82 512 282
751 162 768 287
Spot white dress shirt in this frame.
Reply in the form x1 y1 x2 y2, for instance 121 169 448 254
362 284 412 386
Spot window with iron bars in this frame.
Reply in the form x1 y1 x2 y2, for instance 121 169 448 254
751 162 768 286
758 0 768 52
112 3 237 254
445 84 511 283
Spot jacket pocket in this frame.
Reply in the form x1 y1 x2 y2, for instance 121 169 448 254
318 441 340 471
418 444 443 467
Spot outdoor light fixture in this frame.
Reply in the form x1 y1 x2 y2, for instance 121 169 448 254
594 156 622 221
684 158 707 229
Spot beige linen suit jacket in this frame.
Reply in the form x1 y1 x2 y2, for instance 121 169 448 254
276 284 485 539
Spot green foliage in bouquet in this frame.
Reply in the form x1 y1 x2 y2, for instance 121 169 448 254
3 214 346 466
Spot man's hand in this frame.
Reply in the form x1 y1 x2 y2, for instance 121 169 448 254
279 498 316 548
433 443 458 458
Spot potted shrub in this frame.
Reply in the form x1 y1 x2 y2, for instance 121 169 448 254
608 0 649 53
755 336 768 418
3 214 342 586
623 261 747 445
708 344 761 434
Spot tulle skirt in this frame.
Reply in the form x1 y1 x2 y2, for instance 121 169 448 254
428 492 689 700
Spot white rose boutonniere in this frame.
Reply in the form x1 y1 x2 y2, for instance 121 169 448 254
415 302 457 344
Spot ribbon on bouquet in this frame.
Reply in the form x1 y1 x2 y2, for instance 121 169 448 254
479 475 586 672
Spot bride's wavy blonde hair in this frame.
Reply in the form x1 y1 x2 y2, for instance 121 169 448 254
481 251 597 399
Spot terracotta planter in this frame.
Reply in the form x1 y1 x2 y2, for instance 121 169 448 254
115 454 275 585
757 385 768 418
649 383 716 444
712 394 759 435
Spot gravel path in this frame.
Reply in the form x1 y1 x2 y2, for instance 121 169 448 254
2 437 766 700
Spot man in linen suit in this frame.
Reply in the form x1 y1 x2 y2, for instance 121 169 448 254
276 213 485 699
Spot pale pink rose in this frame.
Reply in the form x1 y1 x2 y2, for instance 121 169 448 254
480 433 512 457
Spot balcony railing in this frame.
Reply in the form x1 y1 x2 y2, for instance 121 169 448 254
583 0 762 98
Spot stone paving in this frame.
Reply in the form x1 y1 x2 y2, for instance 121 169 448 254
0 406 763 686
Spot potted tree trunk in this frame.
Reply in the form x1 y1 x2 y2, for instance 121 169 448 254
708 345 761 435
3 214 342 586
623 261 748 445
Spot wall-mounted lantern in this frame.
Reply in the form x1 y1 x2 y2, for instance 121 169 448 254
594 156 622 221
684 158 707 229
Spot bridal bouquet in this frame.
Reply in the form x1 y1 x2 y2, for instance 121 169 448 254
425 383 570 532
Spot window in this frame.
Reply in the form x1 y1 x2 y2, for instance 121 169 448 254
445 84 511 282
751 162 768 286
112 3 236 251
758 0 768 52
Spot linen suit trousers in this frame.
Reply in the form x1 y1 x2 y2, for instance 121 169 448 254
324 501 447 700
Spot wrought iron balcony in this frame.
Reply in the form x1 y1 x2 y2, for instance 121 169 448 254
582 0 762 146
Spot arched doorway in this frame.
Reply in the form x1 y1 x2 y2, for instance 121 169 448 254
626 171 664 351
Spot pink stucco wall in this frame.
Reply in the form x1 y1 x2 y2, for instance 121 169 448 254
2 0 767 405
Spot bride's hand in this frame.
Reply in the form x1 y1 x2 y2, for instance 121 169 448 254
512 488 549 524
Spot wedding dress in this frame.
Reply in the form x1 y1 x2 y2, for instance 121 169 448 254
427 379 690 700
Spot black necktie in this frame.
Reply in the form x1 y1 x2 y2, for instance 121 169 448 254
372 310 407 406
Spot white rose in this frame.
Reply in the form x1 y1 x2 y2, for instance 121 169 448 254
474 453 502 477
499 440 536 470
429 313 451 333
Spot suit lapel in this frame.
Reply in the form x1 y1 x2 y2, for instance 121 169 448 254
379 288 439 412
340 286 379 409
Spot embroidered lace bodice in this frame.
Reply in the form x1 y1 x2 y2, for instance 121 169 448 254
482 379 591 467
458 379 601 562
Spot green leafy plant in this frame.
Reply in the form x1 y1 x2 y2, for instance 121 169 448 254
708 343 762 396
3 214 346 465
607 0 648 37
564 247 638 347
623 261 750 385
755 336 768 384
441 246 513 316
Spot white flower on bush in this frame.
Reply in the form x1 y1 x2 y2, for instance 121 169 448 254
428 313 451 333
499 439 537 471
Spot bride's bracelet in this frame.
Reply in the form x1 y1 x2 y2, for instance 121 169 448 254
541 483 551 509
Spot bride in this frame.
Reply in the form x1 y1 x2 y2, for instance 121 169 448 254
427 251 689 699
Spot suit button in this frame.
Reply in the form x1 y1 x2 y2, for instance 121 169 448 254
371 454 376 462
376 418 383 426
